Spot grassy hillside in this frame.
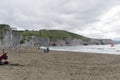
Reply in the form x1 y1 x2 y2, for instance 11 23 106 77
19 29 89 41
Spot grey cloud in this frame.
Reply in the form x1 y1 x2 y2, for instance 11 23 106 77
0 0 120 39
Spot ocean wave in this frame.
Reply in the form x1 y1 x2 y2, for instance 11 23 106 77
49 44 120 54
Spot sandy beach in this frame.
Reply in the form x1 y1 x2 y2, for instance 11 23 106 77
0 47 120 80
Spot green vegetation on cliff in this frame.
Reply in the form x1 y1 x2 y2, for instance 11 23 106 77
0 23 89 41
0 24 10 40
19 29 89 41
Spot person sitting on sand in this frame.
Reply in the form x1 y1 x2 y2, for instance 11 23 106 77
0 51 9 65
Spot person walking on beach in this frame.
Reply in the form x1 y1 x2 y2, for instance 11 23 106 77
46 47 49 53
44 47 49 53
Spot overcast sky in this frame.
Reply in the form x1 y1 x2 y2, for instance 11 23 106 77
0 0 120 40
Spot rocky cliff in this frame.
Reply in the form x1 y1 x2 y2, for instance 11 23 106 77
0 25 22 48
0 24 50 48
0 24 113 48
49 38 112 46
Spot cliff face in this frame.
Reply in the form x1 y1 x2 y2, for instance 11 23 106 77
0 25 49 48
49 38 112 46
85 39 112 45
20 36 49 47
0 25 22 48
49 39 84 46
0 25 113 48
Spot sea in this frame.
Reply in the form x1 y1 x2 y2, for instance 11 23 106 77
47 44 120 55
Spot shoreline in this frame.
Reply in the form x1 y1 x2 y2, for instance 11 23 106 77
48 44 120 55
48 49 120 55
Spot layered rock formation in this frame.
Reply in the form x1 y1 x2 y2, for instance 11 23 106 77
49 38 112 46
0 25 22 48
0 24 113 48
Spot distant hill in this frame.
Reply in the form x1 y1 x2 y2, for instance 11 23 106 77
19 30 89 41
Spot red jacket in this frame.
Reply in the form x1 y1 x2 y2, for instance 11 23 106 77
0 53 8 60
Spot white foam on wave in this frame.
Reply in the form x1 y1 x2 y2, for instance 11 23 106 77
49 44 120 54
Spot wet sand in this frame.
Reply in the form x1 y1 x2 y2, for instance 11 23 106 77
0 47 120 80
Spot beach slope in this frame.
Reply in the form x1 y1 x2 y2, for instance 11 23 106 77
0 48 120 80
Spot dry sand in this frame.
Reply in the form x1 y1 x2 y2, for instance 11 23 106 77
0 47 120 80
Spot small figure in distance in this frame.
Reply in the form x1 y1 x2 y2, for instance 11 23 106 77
44 47 49 53
46 47 49 53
